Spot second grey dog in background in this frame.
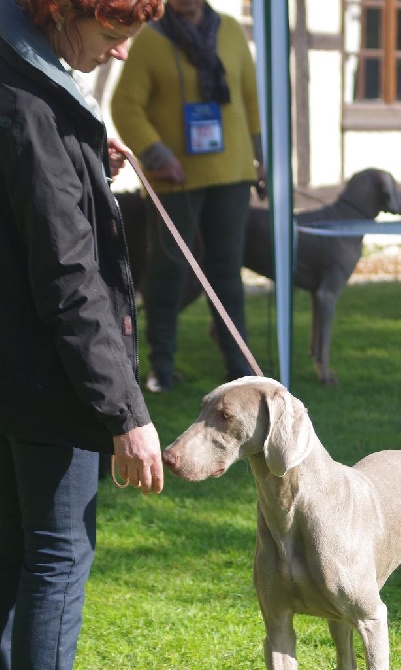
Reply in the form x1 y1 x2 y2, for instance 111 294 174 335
116 168 401 385
244 168 401 384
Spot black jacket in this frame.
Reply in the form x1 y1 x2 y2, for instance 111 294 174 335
0 0 150 452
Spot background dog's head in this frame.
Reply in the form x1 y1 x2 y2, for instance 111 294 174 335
340 168 401 217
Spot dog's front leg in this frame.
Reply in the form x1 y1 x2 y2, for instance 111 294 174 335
261 612 298 670
357 601 389 670
254 507 298 669
328 620 357 670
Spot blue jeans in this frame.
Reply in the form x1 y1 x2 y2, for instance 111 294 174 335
0 436 98 670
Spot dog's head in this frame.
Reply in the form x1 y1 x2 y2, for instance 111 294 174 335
162 378 315 480
341 168 401 217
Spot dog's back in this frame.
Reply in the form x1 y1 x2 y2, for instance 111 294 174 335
243 199 364 293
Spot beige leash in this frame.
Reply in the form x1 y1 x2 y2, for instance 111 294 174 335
124 152 264 376
111 153 264 490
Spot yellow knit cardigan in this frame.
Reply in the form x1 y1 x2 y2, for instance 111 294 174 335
111 13 261 193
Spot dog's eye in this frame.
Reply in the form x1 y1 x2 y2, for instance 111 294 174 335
222 410 232 420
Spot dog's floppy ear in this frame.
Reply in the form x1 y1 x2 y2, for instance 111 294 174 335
379 170 401 214
263 388 314 477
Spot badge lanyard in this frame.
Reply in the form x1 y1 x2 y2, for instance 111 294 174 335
173 44 224 155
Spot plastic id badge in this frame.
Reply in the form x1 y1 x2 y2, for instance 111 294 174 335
184 101 224 155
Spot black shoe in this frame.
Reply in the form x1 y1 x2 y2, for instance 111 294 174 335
146 369 172 392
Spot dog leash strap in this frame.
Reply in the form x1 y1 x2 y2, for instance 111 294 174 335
123 152 264 377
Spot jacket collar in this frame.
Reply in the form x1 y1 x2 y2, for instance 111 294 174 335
0 0 98 119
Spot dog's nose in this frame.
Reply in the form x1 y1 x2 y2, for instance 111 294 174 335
162 449 179 471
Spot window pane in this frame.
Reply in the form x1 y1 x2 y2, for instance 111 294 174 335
397 60 401 99
365 8 381 49
364 58 381 98
397 9 401 50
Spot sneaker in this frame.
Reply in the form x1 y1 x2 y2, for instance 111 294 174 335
146 369 172 392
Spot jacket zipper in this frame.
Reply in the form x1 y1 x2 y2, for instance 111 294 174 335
98 129 141 383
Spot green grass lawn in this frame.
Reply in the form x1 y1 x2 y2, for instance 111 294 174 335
75 281 401 669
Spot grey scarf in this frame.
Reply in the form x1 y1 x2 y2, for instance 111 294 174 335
160 1 230 104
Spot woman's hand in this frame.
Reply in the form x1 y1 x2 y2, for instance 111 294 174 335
113 422 164 494
151 155 186 184
255 162 267 200
107 137 131 179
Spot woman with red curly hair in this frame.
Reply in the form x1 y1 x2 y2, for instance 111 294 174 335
0 0 163 667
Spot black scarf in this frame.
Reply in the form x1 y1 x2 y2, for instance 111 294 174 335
160 1 230 104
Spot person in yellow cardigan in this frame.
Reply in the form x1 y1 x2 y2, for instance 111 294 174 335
112 0 264 391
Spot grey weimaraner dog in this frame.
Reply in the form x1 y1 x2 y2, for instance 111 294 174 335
116 168 401 385
243 168 401 385
163 377 401 670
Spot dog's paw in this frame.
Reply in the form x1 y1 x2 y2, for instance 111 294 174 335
319 371 339 386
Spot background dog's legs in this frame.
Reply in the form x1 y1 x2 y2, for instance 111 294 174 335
311 287 338 385
328 619 357 670
356 601 389 670
309 292 319 363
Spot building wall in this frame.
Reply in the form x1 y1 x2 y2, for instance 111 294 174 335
344 132 401 181
300 0 401 184
209 0 242 19
308 49 342 186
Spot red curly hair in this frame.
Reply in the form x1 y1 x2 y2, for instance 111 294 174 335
18 0 164 28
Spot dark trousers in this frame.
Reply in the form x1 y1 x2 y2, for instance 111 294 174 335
0 435 98 670
145 182 251 376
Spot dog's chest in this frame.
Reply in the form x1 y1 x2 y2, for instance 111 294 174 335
258 494 344 618
272 528 307 584
258 491 308 583
271 534 343 618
